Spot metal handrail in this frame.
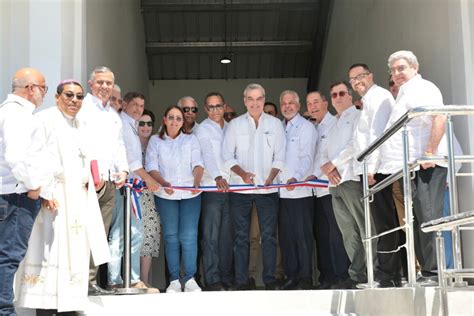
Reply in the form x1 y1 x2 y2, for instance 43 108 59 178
358 104 474 289
357 105 474 162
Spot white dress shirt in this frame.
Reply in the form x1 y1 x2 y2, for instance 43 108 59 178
320 106 361 186
379 75 445 174
76 93 129 181
353 84 395 175
312 112 337 197
222 112 286 194
145 133 203 200
0 94 50 194
194 118 229 186
120 111 143 179
279 113 317 199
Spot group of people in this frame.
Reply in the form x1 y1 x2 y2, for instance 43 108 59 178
0 49 457 315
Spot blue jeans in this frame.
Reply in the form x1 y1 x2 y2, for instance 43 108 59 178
155 195 201 283
201 192 233 285
0 193 41 315
108 189 144 285
443 188 454 269
230 193 278 285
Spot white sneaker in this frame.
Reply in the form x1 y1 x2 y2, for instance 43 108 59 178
166 280 182 293
184 278 202 292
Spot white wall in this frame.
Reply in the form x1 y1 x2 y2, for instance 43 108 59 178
0 0 82 108
319 0 473 267
148 78 308 121
85 0 149 98
0 0 148 104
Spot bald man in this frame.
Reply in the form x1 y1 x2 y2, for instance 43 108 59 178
0 68 50 315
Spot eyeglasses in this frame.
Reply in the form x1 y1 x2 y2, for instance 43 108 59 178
166 115 183 122
26 84 48 94
388 65 408 75
206 104 224 112
110 96 123 104
349 72 369 84
62 91 84 100
331 91 348 99
138 121 153 127
182 107 198 113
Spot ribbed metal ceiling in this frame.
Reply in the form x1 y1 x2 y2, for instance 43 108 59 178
141 0 332 87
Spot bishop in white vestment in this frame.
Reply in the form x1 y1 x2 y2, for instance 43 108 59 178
15 81 110 314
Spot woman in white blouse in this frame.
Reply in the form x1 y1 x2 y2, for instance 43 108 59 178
145 105 204 293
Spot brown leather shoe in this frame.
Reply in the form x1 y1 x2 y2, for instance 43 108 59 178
132 281 160 293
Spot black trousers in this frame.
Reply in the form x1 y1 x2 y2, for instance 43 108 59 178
279 196 314 280
313 195 350 283
370 174 402 282
412 166 447 274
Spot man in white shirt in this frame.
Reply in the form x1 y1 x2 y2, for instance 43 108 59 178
177 96 199 133
76 66 129 295
349 63 401 287
108 92 159 292
110 84 123 113
195 92 233 291
222 83 286 290
305 91 350 289
0 67 50 314
319 81 366 289
278 90 317 290
379 50 448 283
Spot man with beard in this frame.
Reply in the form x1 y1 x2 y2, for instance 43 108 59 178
0 67 50 315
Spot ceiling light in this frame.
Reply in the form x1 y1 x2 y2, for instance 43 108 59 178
220 56 232 64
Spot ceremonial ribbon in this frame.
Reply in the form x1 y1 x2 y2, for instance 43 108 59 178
124 178 328 219
172 178 328 192
124 178 145 220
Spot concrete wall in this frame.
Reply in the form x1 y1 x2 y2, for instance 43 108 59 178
148 78 308 121
85 0 149 98
0 0 148 105
319 0 474 267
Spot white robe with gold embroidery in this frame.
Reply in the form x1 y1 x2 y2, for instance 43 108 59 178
15 106 110 312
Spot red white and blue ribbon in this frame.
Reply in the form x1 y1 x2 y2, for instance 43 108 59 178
166 178 328 193
125 178 328 220
124 178 146 220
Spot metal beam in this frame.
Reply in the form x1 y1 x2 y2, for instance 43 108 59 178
146 40 312 48
141 0 319 12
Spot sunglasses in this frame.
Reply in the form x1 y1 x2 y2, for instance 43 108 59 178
62 91 85 100
110 96 123 104
331 91 348 99
183 107 198 113
138 121 153 127
167 115 183 122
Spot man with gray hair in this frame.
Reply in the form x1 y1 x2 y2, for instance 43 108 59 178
223 83 286 290
278 90 317 290
0 67 51 315
110 84 123 112
379 50 448 284
178 96 199 133
77 66 129 295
